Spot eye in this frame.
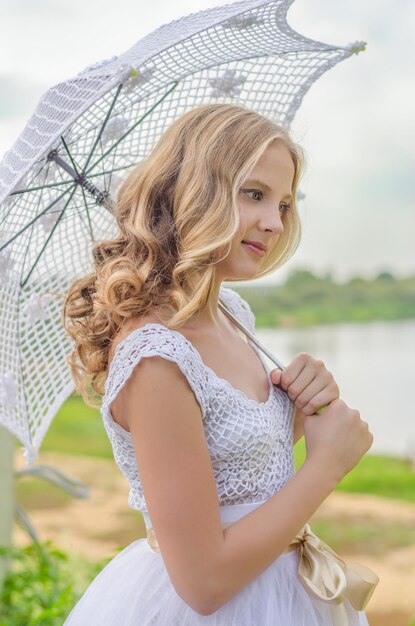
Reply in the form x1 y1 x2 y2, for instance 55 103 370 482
242 189 291 216
242 189 263 201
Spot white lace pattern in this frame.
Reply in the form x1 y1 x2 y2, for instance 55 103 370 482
101 285 295 513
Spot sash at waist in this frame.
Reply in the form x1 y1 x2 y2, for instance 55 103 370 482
143 501 379 624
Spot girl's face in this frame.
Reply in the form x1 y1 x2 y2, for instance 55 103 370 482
219 140 295 280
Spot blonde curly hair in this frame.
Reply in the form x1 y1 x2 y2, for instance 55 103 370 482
62 103 305 407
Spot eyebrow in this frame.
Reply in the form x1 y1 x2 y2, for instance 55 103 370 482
244 178 292 200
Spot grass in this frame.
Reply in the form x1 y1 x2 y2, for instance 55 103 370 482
15 478 73 510
41 394 113 459
0 540 111 626
309 516 415 557
293 437 415 503
40 394 415 503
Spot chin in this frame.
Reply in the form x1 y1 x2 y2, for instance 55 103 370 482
220 255 262 280
229 267 260 281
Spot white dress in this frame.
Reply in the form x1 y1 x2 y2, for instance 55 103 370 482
63 285 370 625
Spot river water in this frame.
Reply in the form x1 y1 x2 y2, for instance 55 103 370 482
256 319 415 459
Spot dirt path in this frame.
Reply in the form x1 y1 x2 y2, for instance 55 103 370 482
12 451 415 626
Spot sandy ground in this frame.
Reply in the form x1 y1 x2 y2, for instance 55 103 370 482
12 451 415 626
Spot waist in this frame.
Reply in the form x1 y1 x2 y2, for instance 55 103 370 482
142 500 272 529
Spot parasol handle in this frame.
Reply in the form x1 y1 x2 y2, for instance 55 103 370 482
218 298 329 415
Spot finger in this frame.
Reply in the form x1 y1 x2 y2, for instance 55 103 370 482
300 384 339 416
284 363 318 402
279 353 309 391
295 375 337 411
270 368 282 385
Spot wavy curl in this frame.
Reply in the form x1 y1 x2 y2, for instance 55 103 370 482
62 103 306 407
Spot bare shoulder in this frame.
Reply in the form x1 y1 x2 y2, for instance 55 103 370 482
108 310 168 368
108 309 171 430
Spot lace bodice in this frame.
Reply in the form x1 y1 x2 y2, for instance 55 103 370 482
101 285 295 517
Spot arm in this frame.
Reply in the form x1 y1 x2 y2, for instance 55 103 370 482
122 355 340 616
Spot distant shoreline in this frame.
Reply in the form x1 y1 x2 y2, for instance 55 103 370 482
233 269 415 328
256 314 415 329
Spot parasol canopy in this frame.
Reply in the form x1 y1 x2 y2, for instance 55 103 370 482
0 0 366 464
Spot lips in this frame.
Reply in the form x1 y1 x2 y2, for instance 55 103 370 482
242 240 266 252
242 241 266 257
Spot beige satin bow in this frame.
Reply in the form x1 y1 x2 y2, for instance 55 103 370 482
147 522 379 624
290 523 379 625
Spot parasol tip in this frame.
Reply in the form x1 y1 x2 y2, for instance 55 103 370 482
347 40 367 55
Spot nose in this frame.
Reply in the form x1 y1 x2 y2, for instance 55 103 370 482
263 208 285 235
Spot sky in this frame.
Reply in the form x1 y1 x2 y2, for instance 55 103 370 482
0 0 414 286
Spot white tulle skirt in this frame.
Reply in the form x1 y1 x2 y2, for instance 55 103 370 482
63 502 371 625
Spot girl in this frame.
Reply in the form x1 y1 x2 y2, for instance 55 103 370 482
62 103 375 624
